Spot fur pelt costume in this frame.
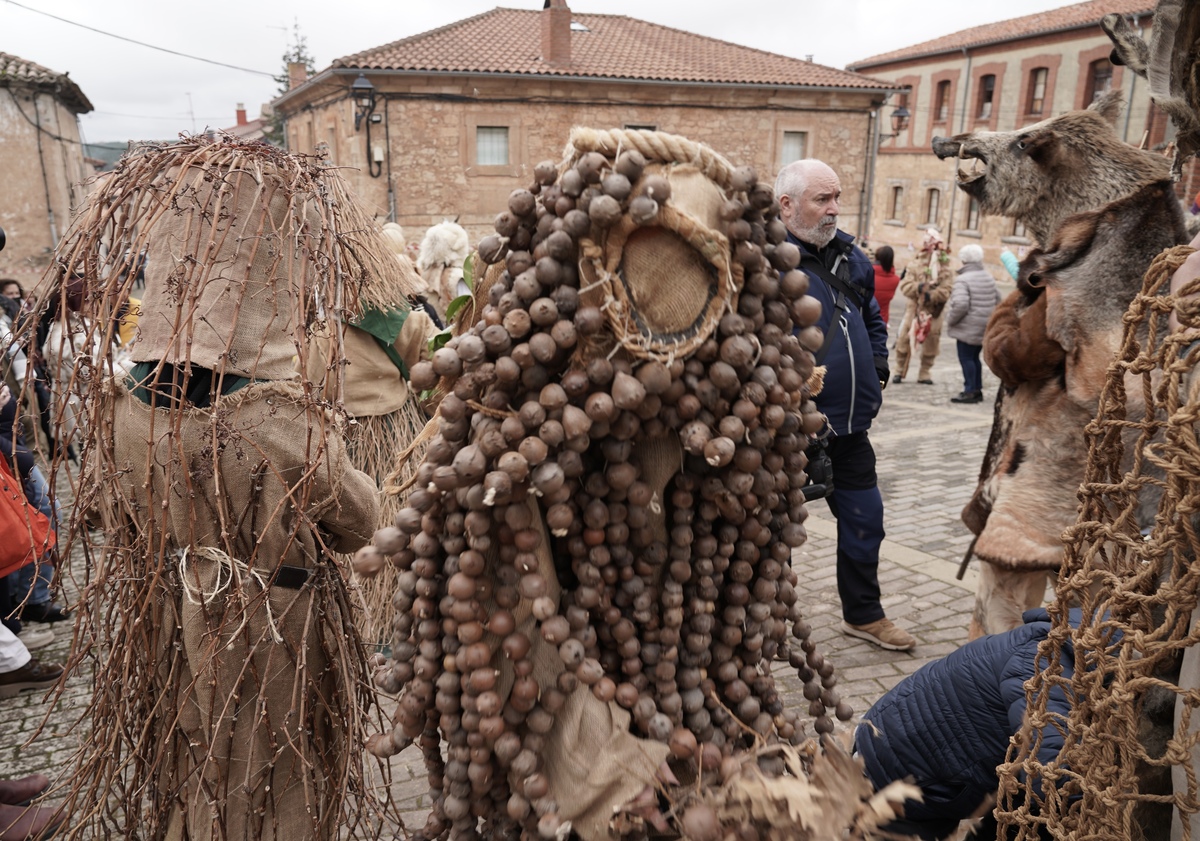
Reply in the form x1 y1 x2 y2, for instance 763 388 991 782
893 230 951 382
48 137 390 840
416 221 470 320
962 180 1187 638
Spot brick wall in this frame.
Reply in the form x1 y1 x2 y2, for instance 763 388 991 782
854 21 1173 277
0 89 90 283
281 75 883 252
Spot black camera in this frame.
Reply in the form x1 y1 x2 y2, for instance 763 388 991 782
801 437 834 501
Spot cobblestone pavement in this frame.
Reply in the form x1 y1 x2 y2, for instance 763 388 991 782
0 312 1025 835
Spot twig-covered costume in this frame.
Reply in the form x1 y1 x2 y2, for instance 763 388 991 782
45 138 391 840
893 233 951 383
360 129 910 841
305 251 436 645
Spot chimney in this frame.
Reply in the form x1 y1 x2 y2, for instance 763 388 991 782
235 103 248 126
541 0 571 66
287 61 308 90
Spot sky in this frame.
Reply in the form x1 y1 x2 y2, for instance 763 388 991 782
3 0 1084 145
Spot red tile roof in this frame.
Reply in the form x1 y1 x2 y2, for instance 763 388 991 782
0 51 92 113
849 0 1153 69
332 7 895 90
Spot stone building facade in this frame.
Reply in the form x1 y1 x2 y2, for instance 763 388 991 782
848 0 1177 274
0 52 93 282
272 1 898 246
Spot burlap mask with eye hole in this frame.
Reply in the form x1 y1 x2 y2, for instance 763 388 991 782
577 161 743 362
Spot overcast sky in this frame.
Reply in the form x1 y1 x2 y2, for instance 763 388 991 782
4 0 1083 144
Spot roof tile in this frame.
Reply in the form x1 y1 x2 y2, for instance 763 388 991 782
332 7 894 90
0 51 92 113
850 0 1153 69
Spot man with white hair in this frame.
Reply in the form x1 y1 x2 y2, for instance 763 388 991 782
945 244 1001 404
776 159 916 652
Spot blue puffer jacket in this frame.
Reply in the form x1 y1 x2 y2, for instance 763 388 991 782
790 230 888 435
855 609 1074 819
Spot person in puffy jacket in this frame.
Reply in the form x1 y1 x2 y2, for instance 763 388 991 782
945 244 1002 404
855 608 1072 840
873 245 900 326
776 159 915 652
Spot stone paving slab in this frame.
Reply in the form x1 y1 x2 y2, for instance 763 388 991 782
0 338 1018 837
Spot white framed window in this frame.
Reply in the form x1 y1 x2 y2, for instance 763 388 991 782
476 126 509 166
781 131 808 165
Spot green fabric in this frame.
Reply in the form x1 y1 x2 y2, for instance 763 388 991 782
126 361 254 408
354 307 410 379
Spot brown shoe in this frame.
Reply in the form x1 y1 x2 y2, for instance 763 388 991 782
0 660 63 700
843 618 917 651
0 776 49 807
0 803 64 840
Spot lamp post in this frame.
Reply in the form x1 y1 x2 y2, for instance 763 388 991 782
350 73 383 178
860 99 912 244
351 74 376 130
881 104 911 142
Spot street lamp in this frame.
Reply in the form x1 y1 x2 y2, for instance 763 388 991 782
882 104 911 141
351 74 376 131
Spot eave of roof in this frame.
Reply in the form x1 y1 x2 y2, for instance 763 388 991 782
849 1 1153 70
273 66 903 114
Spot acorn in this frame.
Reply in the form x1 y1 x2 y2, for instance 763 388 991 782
629 196 659 225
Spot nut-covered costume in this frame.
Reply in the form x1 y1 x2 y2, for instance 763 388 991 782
361 129 906 841
48 138 389 840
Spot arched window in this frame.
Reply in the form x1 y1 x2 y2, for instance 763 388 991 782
925 189 941 226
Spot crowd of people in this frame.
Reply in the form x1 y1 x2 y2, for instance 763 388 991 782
0 138 1063 841
877 229 1004 401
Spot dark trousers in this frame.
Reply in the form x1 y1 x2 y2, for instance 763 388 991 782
824 431 885 625
957 340 983 394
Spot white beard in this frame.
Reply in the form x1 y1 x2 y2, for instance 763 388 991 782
796 215 838 248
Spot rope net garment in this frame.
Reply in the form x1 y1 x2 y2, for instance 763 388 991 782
996 245 1200 839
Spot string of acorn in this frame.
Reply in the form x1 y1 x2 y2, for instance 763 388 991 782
353 142 849 840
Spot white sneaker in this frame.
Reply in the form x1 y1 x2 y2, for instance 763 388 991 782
16 626 54 651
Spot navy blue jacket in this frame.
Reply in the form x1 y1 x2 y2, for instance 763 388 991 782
791 230 888 435
854 609 1074 819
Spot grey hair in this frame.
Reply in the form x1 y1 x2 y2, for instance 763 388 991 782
958 244 984 264
774 159 835 202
